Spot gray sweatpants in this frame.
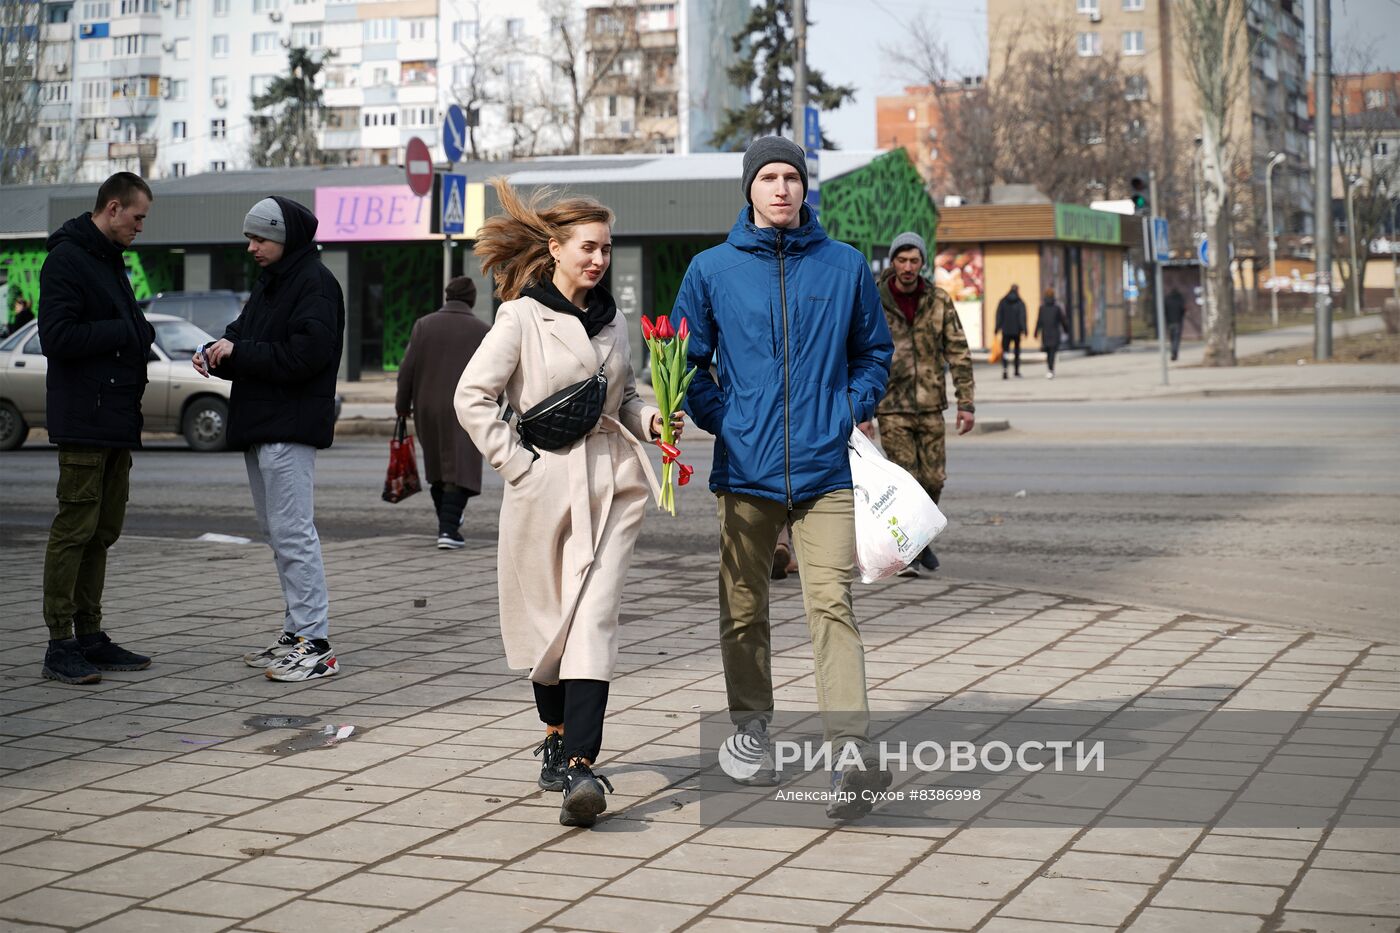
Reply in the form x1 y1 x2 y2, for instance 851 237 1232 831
245 442 329 640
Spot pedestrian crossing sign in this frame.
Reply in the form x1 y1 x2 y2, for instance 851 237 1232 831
441 173 466 235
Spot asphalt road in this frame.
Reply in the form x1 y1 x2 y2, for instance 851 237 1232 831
2 394 1396 643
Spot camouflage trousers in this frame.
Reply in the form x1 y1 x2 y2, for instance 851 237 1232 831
876 413 946 504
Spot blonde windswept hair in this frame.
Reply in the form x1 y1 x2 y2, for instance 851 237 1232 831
473 178 614 301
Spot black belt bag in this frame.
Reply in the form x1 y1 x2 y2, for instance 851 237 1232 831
518 367 607 452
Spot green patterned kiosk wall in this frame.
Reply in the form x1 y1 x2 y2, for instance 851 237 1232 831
820 148 939 263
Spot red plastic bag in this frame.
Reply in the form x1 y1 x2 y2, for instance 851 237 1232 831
382 416 422 503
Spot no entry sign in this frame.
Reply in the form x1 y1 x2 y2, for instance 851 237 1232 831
405 137 432 197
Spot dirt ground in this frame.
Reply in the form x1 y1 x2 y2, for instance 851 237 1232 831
1237 329 1400 365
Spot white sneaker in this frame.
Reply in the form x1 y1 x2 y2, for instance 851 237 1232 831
1046 372 1055 379
243 632 298 668
265 639 340 682
897 564 921 578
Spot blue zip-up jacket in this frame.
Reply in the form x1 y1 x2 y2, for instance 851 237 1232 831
672 206 893 506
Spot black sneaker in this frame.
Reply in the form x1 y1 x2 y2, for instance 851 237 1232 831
559 762 614 827
436 532 465 550
826 746 894 821
534 732 566 791
918 547 940 572
42 639 102 685
77 632 151 671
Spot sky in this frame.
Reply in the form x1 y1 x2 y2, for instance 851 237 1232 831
807 0 1400 153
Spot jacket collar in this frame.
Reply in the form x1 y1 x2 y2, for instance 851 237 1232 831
523 295 613 375
726 204 828 257
877 268 934 317
440 300 474 314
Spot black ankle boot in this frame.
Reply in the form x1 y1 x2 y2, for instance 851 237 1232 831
78 632 151 671
559 762 613 827
42 639 102 685
534 732 566 791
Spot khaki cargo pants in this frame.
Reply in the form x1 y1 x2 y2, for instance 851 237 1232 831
717 489 870 744
43 447 132 640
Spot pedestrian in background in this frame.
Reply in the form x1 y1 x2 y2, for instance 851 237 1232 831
873 231 975 578
195 196 345 683
1165 286 1186 361
5 297 35 336
456 179 679 828
995 284 1027 379
37 172 155 685
395 276 489 550
1036 287 1069 379
673 136 894 821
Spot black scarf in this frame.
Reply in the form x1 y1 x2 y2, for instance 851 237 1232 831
521 278 617 338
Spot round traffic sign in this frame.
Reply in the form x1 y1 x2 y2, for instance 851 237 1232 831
405 137 432 197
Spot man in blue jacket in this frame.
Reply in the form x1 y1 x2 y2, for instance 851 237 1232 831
673 136 894 819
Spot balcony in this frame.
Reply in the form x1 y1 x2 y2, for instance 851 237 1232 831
108 140 157 160
109 56 162 78
108 95 158 118
363 84 398 106
321 129 361 150
42 22 74 42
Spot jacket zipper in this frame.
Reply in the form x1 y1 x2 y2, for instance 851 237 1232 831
777 230 792 510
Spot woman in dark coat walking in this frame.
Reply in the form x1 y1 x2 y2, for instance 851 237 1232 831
395 276 490 549
1035 288 1070 379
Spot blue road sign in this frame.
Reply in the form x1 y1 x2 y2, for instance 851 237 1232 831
1199 237 1209 266
442 104 467 163
441 173 466 235
1152 216 1170 262
803 105 820 152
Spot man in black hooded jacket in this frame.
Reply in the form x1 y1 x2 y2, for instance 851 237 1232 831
38 172 156 685
194 196 345 683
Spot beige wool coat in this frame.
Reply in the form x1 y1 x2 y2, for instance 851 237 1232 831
455 296 659 684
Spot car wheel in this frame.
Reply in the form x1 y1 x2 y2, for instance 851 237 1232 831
0 400 29 451
183 396 228 452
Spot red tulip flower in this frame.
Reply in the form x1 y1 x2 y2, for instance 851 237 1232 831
641 316 656 340
655 316 675 340
677 317 689 341
646 309 698 516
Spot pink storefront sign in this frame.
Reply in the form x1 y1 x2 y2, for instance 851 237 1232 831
315 185 432 241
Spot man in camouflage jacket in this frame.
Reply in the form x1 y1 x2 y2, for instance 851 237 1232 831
868 232 975 574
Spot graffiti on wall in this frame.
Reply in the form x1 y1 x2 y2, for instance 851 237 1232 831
650 239 721 319
821 149 939 263
2 244 180 325
366 242 440 371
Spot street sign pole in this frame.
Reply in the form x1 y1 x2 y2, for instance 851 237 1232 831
440 173 467 297
1149 170 1168 386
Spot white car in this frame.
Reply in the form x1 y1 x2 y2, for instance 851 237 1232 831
0 313 232 452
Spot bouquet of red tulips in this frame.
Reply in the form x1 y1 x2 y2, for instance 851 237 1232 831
641 313 698 515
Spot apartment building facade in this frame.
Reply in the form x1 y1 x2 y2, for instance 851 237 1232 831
21 0 745 184
984 0 1313 250
874 78 985 197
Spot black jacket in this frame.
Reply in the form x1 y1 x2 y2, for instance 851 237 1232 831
1165 291 1187 326
38 214 156 448
995 291 1027 337
209 197 344 450
1035 300 1069 349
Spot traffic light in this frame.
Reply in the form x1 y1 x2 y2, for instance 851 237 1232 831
1129 175 1148 214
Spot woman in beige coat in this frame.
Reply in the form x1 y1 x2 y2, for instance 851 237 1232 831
455 180 681 828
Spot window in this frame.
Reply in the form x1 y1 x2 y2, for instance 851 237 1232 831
363 18 395 41
1122 0 1144 9
118 0 156 14
1376 141 1391 157
508 103 524 123
1125 118 1146 142
401 106 433 126
171 120 186 139
506 17 524 39
48 5 71 22
210 118 226 138
1122 30 1145 54
1365 89 1390 110
407 18 428 40
170 162 186 178
212 34 229 57
40 82 70 103
452 63 474 88
362 110 398 126
169 79 186 99
175 0 189 18
506 60 524 84
112 35 148 56
372 66 389 85
40 123 68 142
210 161 227 172
252 32 277 54
606 94 617 117
211 76 228 98
251 74 275 96
253 0 280 10
172 37 190 59
1077 32 1101 56
1077 0 1099 12
81 2 110 18
292 25 321 47
213 0 228 15
1125 74 1149 100
453 20 478 43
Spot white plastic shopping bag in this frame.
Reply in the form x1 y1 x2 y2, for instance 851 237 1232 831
849 427 947 583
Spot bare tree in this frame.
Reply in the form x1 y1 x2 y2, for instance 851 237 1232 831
0 0 43 185
533 0 638 156
446 0 499 160
888 17 1156 207
1331 46 1400 315
1176 0 1252 366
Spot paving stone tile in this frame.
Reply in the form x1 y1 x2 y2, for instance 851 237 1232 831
55 851 235 897
785 831 935 876
198 765 346 800
744 866 889 903
1152 879 1285 915
0 887 138 927
468 868 602 901
220 798 376 835
78 909 238 933
376 889 562 933
309 873 461 910
59 809 218 847
0 839 130 871
369 854 497 883
1044 851 1173 884
212 855 361 889
157 828 297 859
274 821 440 863
1274 912 1400 932
544 894 704 932
144 880 298 918
356 789 501 828
1285 868 1400 916
1174 852 1304 887
712 893 849 927
1126 907 1265 933
90 762 241 795
999 877 1152 927
0 866 69 901
888 853 1042 899
848 891 997 929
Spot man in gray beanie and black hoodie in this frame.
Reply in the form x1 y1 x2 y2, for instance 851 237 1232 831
671 136 894 821
194 196 345 682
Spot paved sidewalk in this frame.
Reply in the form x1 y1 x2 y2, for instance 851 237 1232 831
337 317 1400 429
0 533 1396 932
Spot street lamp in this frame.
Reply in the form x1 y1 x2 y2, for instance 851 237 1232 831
1345 174 1364 317
1265 151 1286 327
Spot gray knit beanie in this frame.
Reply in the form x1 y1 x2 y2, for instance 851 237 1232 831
889 231 927 263
243 197 287 243
742 136 808 204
